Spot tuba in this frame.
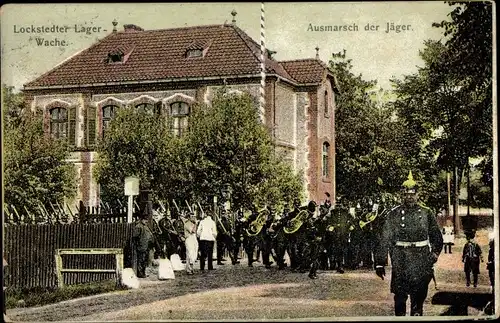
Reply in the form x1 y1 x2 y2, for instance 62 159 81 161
283 209 309 234
245 208 269 236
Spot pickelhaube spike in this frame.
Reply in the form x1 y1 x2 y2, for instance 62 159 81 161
402 170 417 193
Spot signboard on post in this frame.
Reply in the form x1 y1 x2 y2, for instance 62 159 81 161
125 176 140 223
125 176 140 196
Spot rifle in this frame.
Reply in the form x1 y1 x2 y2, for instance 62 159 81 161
49 201 61 224
11 205 22 224
159 200 167 213
185 200 193 213
65 202 75 223
23 205 34 224
197 202 205 217
172 200 180 214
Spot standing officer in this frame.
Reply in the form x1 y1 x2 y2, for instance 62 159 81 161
374 171 443 316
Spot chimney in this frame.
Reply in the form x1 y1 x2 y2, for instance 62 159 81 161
123 24 144 32
112 19 118 33
231 10 237 24
315 46 320 59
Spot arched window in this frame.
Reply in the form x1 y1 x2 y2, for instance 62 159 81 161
170 102 190 137
324 90 329 115
135 103 158 115
50 107 68 139
322 142 330 178
102 105 119 136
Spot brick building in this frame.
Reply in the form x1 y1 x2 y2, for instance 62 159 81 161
22 22 339 208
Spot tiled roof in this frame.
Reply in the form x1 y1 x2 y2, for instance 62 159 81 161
280 59 330 84
24 24 318 89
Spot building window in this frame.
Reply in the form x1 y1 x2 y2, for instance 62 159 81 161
136 103 158 115
187 49 203 58
322 142 330 178
102 105 119 136
324 90 329 115
108 53 123 63
50 107 67 139
170 102 190 137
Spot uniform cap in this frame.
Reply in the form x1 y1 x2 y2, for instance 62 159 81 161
402 171 417 193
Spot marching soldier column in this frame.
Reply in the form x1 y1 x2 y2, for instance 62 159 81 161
142 181 431 284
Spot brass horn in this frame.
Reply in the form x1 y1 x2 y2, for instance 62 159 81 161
245 208 269 236
283 209 309 234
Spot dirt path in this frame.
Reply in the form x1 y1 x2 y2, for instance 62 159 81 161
7 230 494 321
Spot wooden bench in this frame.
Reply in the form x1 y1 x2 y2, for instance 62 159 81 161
55 248 124 288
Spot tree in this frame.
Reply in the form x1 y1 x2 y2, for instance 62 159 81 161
3 84 77 221
391 1 493 214
93 107 180 205
329 51 408 202
432 1 493 210
181 91 303 211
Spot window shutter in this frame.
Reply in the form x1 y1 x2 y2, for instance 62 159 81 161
68 107 76 147
87 106 96 147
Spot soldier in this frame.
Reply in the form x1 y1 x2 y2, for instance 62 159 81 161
272 205 290 270
332 202 350 274
133 212 155 278
286 199 302 271
297 201 318 274
260 206 275 269
306 201 325 279
359 199 376 269
231 211 244 265
347 203 363 270
374 171 443 316
319 193 333 270
216 210 233 265
243 207 259 267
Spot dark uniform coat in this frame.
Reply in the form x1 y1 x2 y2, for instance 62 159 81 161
374 204 443 294
133 221 154 252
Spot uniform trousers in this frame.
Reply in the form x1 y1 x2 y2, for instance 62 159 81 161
199 240 215 270
136 248 149 278
464 259 480 286
308 241 322 277
217 234 235 263
394 275 431 316
260 235 273 266
244 236 257 266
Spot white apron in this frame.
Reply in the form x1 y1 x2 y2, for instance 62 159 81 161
185 234 199 261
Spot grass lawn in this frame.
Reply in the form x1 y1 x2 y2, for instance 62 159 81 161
5 280 127 309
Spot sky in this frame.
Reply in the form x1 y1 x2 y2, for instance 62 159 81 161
1 2 453 91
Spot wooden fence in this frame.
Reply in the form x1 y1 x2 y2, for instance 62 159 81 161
4 223 135 290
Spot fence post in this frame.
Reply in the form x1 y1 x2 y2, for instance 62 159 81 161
54 250 64 288
115 253 124 286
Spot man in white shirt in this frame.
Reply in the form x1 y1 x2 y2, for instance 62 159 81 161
197 212 218 271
